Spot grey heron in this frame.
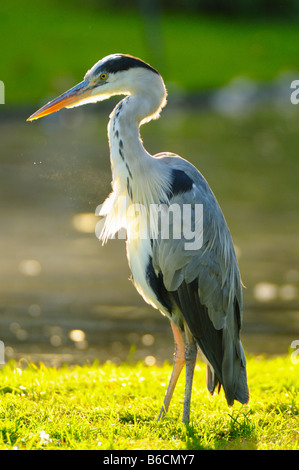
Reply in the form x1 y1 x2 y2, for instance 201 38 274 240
27 53 249 423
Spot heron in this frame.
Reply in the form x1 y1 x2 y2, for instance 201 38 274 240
27 53 249 423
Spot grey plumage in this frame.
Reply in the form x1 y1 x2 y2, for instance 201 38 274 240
150 154 249 406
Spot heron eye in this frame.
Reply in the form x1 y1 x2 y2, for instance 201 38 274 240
100 73 107 80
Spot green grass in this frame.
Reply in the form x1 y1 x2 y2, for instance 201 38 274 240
0 355 298 450
1 1 299 103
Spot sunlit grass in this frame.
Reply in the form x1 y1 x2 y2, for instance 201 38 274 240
0 355 298 450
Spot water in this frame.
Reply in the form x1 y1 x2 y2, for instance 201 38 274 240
1 106 298 366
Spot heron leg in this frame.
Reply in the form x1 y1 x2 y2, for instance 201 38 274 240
157 322 185 422
182 326 197 424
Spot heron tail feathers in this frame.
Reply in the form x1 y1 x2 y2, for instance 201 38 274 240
206 362 249 405
233 365 249 405
206 364 221 395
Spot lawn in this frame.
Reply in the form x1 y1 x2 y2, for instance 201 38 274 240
0 355 298 450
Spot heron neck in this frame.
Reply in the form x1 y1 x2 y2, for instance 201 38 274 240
108 96 171 208
109 96 149 175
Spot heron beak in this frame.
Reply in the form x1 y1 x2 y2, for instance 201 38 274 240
26 79 91 121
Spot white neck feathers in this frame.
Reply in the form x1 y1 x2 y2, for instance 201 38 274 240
99 74 171 243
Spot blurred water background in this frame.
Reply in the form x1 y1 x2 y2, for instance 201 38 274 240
1 0 299 366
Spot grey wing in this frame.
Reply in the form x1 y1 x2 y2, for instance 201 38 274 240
151 155 249 405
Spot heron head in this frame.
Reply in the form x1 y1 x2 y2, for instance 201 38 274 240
27 54 166 121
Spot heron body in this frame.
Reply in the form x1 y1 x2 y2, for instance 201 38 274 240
27 54 249 423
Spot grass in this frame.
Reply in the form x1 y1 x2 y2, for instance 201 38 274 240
1 1 299 103
0 355 298 450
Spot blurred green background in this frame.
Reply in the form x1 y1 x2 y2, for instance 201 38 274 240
0 0 299 366
2 0 299 103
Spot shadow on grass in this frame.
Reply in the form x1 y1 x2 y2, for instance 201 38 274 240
183 409 257 450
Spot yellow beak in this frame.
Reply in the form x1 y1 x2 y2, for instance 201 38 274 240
27 79 91 121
